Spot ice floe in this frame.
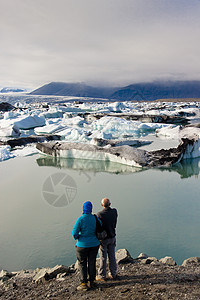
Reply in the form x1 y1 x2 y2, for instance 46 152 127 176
14 114 46 129
0 146 14 161
0 114 46 131
34 123 66 134
0 145 39 162
36 134 200 168
156 125 180 139
90 116 171 139
0 124 20 137
40 107 64 119
62 115 85 126
12 146 39 158
1 97 200 166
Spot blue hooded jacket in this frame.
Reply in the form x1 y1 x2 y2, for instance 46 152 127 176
72 201 100 248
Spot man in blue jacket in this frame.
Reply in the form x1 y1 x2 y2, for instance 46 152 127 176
72 201 100 291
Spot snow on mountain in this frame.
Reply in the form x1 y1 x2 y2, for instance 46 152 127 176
0 87 26 93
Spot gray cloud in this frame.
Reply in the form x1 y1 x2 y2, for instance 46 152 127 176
0 0 200 89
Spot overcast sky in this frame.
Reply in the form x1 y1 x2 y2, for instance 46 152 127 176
0 0 200 90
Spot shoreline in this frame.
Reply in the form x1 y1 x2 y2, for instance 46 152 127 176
1 249 200 299
0 248 197 275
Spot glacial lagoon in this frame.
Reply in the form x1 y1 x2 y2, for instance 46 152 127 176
0 153 200 271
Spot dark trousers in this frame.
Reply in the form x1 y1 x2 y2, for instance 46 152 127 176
76 245 99 283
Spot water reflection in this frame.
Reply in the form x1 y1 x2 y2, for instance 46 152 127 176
36 155 200 179
36 155 143 174
161 158 200 179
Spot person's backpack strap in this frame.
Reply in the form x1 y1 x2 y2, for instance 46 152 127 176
94 214 103 233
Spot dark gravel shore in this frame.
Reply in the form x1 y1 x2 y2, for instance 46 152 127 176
1 255 200 300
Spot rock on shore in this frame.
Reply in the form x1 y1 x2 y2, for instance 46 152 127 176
1 250 200 299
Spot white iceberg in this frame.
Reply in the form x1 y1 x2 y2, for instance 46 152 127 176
0 146 14 161
62 115 85 126
90 116 170 139
90 130 112 140
0 124 20 137
12 146 39 157
63 128 89 143
35 123 66 134
138 123 170 131
3 111 19 120
180 126 200 139
108 102 127 112
156 125 180 139
40 107 64 119
14 115 46 129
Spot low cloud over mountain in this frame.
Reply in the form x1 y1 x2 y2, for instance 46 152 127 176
30 81 200 101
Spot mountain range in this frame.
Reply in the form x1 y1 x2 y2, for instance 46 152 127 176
30 81 200 101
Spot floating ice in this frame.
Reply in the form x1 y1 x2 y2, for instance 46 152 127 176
40 107 64 119
62 115 85 126
156 125 180 139
90 116 171 139
63 128 89 143
14 114 46 129
180 126 200 139
108 102 127 112
90 130 112 140
0 124 20 137
34 115 85 135
156 125 200 141
35 122 66 134
3 111 19 120
0 146 14 161
138 122 170 131
37 134 200 168
12 146 39 157
1 98 200 163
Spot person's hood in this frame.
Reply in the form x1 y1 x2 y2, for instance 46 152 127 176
83 201 93 214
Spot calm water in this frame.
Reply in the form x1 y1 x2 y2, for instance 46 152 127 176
0 154 200 271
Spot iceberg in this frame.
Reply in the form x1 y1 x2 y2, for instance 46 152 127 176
108 102 127 112
90 130 112 140
63 128 89 143
62 115 85 126
3 111 19 120
0 124 20 137
36 134 200 168
91 137 152 148
90 116 172 139
40 107 64 119
14 115 46 129
155 125 180 139
35 123 65 134
12 146 39 157
6 134 61 148
1 97 200 164
156 124 200 141
0 146 14 161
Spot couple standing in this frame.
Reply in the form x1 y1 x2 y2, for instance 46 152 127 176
72 198 118 291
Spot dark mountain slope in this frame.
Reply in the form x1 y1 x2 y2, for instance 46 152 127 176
30 81 200 101
110 81 200 101
30 82 117 98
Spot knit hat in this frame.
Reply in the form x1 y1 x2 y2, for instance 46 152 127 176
83 201 93 214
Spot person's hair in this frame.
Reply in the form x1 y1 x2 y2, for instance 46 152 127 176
101 198 111 207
